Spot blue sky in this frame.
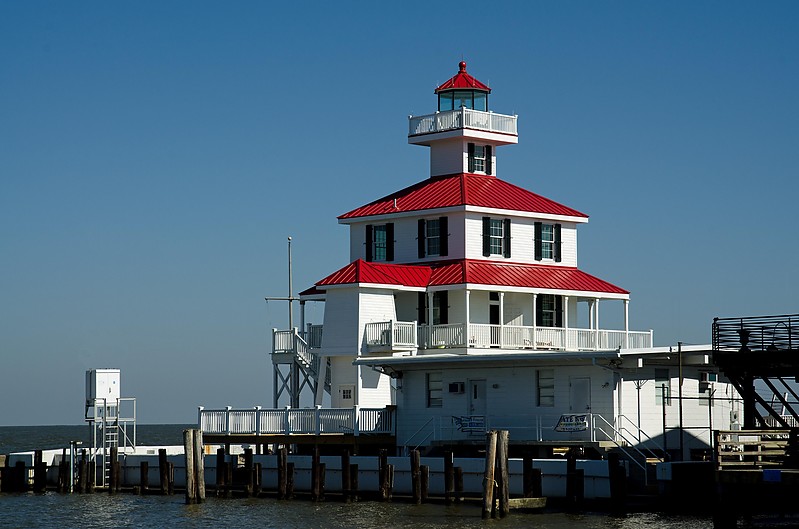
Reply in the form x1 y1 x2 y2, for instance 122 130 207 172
1 2 797 425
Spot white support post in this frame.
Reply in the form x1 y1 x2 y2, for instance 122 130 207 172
564 296 570 349
314 355 327 406
499 292 505 348
412 320 418 353
427 292 434 329
532 294 537 350
353 405 361 437
594 299 600 349
284 406 291 435
465 290 471 345
315 405 322 436
624 299 630 348
255 406 262 435
389 319 394 348
225 406 232 435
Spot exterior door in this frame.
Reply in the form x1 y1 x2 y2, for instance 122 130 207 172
469 379 487 416
569 377 591 440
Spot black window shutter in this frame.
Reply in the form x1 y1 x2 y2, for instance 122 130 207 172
503 218 511 258
468 142 475 173
439 216 448 256
555 296 564 328
482 217 491 257
418 219 426 258
535 296 543 327
439 291 449 324
365 224 373 262
554 223 562 262
534 222 542 261
418 292 427 324
486 145 493 175
386 223 394 261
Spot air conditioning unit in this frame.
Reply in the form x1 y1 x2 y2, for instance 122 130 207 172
700 372 718 383
448 382 465 394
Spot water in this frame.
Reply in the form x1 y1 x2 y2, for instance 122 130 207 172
0 425 787 528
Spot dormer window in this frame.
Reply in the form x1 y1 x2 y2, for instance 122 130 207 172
468 143 493 174
366 223 394 262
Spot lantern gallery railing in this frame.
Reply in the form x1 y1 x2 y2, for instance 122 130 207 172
198 406 395 437
409 107 518 137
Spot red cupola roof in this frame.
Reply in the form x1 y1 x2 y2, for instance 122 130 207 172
435 61 491 93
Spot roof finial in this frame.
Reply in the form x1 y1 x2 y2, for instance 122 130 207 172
459 60 467 72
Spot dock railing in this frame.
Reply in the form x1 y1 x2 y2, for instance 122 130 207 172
198 406 396 437
714 429 794 469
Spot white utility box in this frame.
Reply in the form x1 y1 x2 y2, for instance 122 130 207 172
85 368 120 403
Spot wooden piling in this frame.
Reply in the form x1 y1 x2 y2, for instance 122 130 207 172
522 455 533 497
318 463 326 502
349 463 359 502
159 449 169 495
378 449 388 501
342 450 351 502
311 446 321 501
139 461 149 494
386 464 394 502
566 450 577 509
184 430 197 504
286 461 295 499
193 430 205 502
482 430 498 520
608 453 626 512
253 462 262 496
57 448 67 493
420 464 429 503
77 456 87 494
168 462 175 495
277 447 287 499
109 446 119 495
243 447 254 496
454 466 464 504
215 448 225 496
444 450 454 505
410 449 421 504
497 430 510 518
15 461 28 493
87 460 96 493
33 450 46 493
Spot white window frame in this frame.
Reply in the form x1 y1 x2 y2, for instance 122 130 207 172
541 224 554 260
427 372 443 408
373 224 387 262
537 369 555 407
489 218 504 255
473 145 486 173
426 218 440 257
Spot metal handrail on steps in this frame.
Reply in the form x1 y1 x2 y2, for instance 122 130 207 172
592 414 654 486
403 416 435 455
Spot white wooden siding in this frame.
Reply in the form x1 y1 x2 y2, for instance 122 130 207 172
429 139 466 177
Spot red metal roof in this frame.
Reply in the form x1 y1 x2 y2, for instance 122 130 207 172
436 61 491 93
313 259 627 295
429 260 629 294
338 173 588 220
316 259 431 288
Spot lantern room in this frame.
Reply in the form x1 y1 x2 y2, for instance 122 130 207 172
435 61 491 112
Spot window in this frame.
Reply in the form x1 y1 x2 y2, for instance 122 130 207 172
426 219 440 256
534 222 561 262
418 291 448 325
489 219 503 255
539 295 556 327
537 369 554 407
482 217 511 258
438 90 488 112
427 372 443 408
655 369 671 406
366 223 394 262
342 388 352 400
468 143 492 174
373 225 387 261
418 217 448 258
541 224 554 259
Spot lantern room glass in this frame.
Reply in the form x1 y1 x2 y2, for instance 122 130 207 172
438 90 488 112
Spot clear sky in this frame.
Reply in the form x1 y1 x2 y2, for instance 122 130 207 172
1 2 797 425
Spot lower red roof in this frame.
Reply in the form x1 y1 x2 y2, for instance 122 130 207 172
313 259 628 295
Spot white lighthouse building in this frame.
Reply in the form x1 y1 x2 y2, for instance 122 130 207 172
260 62 739 458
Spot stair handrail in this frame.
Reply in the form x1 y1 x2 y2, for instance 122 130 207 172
615 414 665 459
404 416 435 454
592 414 656 486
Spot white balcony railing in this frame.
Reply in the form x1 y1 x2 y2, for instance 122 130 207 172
364 321 417 351
408 107 518 137
198 406 395 436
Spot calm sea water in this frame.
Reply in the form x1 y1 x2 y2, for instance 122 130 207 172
0 425 791 528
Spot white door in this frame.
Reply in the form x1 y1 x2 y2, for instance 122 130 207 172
338 384 355 408
569 377 591 440
469 379 487 416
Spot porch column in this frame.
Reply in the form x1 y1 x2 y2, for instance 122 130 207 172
594 298 600 349
315 355 327 406
499 292 505 348
300 300 306 339
427 292 434 327
563 296 569 349
588 300 595 330
465 290 471 345
624 299 630 348
532 293 537 350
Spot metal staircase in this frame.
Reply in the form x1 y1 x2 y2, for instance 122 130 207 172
272 328 331 408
